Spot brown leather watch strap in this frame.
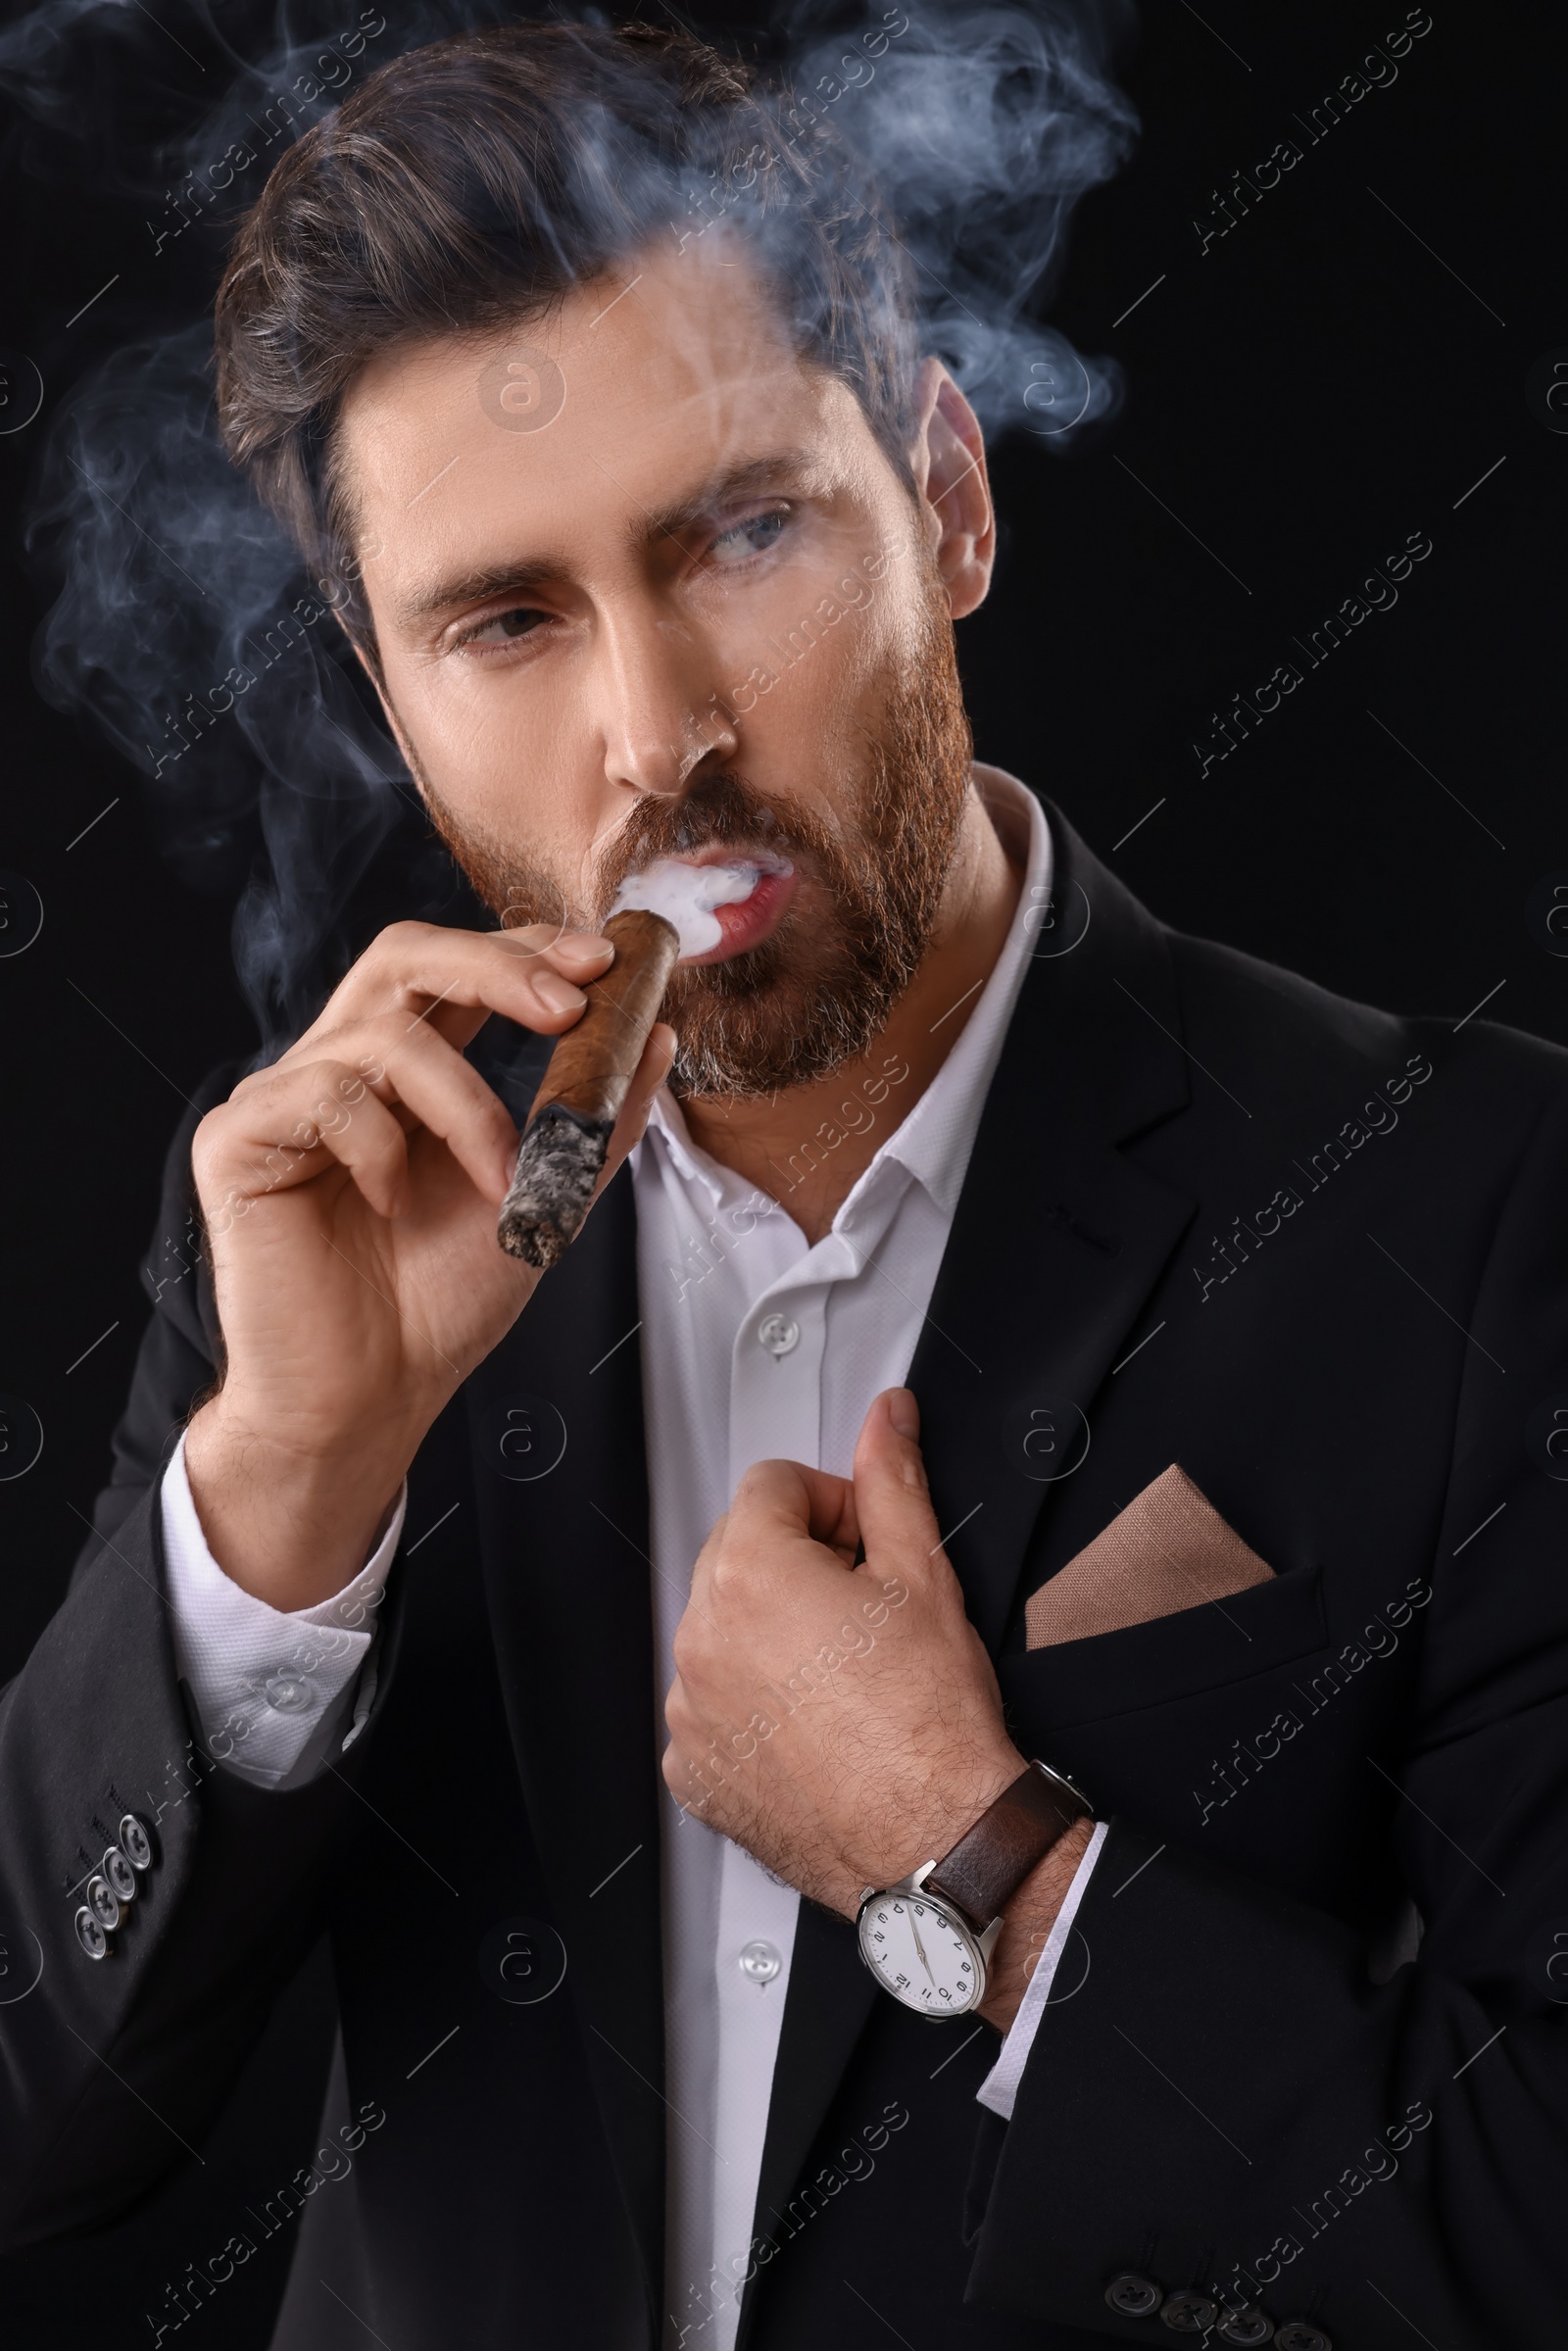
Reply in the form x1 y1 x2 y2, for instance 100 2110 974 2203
924 1762 1094 1932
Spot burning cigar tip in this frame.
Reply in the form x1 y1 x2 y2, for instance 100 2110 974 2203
497 1103 615 1268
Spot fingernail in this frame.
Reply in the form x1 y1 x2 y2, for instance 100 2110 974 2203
536 970 587 1015
888 1388 919 1440
557 930 614 962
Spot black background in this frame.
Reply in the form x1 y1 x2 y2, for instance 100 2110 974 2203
1 0 1562 2339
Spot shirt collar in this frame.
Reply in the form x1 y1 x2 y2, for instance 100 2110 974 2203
643 765 1051 1227
644 1087 724 1200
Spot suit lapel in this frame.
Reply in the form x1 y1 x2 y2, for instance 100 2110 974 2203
465 1164 665 2329
908 804 1197 1651
743 808 1197 2335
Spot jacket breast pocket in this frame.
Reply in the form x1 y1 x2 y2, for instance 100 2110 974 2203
997 1564 1330 1741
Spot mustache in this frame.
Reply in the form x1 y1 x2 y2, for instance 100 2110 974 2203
589 772 842 914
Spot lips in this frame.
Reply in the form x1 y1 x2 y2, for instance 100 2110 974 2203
678 859 798 964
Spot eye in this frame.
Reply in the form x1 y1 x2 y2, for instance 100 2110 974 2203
460 605 552 649
709 506 791 565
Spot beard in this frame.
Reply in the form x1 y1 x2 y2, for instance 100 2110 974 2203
413 580 974 1100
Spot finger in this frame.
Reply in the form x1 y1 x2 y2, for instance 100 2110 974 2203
689 1460 843 1619
682 1504 732 1627
268 1018 520 1203
195 1060 414 1225
297 921 610 1055
600 1021 678 1189
662 1715 718 1820
851 1388 945 1579
497 921 616 978
359 1018 523 1201
728 1456 859 1560
215 1021 520 1211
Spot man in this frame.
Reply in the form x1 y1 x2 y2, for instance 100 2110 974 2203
3 21 1565 2351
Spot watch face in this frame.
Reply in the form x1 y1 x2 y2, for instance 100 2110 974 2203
858 1890 983 2017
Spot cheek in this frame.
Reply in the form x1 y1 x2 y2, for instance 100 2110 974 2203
473 728 592 864
732 593 898 801
377 643 607 875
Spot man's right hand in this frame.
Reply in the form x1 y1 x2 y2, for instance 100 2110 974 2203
182 919 674 1611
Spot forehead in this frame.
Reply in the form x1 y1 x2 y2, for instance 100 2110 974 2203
334 240 880 583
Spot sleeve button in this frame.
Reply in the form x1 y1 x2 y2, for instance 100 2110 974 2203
85 1873 122 1932
1160 2291 1218 2332
1216 2311 1273 2347
1104 2274 1163 2318
103 1847 137 1904
118 1814 154 1871
74 1905 110 1960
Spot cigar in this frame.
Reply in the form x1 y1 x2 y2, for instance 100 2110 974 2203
497 907 681 1268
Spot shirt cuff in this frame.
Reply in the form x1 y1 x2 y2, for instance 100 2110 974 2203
160 1430 405 1787
975 1819 1108 2121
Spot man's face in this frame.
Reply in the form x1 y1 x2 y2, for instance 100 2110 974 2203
336 240 980 1096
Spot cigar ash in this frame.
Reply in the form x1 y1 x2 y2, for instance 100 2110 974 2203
496 1101 614 1270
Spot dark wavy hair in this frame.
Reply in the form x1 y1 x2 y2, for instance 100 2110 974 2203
213 20 920 668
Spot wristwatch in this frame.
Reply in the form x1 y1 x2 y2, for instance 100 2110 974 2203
855 1760 1094 2020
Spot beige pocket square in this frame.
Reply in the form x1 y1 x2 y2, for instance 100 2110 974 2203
1024 1464 1275 1649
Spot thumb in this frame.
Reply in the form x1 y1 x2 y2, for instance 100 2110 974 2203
852 1388 946 1580
599 1021 677 1188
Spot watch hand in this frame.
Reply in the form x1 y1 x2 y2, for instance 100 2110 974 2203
908 1912 935 1982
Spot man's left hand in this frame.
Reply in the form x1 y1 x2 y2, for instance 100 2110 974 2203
662 1387 1093 2031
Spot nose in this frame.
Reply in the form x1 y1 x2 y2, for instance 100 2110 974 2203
595 605 738 801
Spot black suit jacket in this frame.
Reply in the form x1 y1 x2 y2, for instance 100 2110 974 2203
4 803 1566 2351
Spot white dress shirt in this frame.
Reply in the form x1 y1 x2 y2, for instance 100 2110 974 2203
160 764 1103 2350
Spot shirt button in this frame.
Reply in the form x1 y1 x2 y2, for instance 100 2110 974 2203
265 1672 315 1713
757 1313 800 1357
738 1938 783 1984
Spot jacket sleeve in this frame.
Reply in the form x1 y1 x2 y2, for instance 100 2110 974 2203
0 1077 404 2249
965 1084 1568 2351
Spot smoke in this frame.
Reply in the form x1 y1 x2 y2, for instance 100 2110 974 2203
8 0 1137 1054
24 318 424 1041
785 0 1136 438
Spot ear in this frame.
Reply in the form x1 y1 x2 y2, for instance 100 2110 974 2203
906 359 995 621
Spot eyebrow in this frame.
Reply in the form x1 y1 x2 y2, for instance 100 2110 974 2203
394 447 824 630
630 449 822 549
